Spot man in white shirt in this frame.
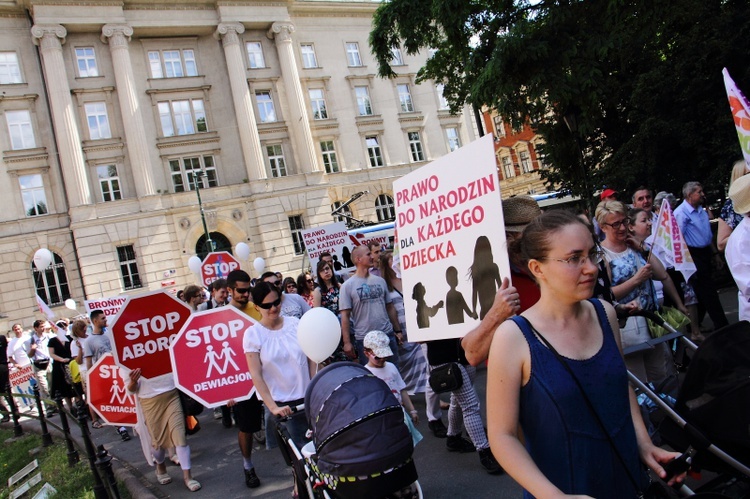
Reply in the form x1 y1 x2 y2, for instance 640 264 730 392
25 320 55 416
198 278 228 311
726 173 750 321
7 323 30 367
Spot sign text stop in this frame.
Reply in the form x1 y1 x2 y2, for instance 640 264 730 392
200 252 240 287
87 353 137 427
110 290 191 379
170 307 257 408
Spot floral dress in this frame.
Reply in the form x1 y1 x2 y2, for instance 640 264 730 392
721 198 743 230
319 285 348 365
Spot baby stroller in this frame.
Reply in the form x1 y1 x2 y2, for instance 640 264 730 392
630 313 750 497
283 361 421 499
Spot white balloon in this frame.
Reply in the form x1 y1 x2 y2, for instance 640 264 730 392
64 298 77 311
235 242 251 261
297 308 341 364
188 255 202 275
253 257 265 274
33 248 54 270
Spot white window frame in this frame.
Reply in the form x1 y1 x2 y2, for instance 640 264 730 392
255 91 277 123
355 86 373 116
398 84 415 113
246 42 266 69
169 155 217 192
320 140 339 173
84 102 112 140
494 115 506 138
366 136 383 167
266 144 287 177
32 252 70 306
308 89 328 120
346 42 362 67
446 127 461 152
19 174 47 217
75 47 98 78
501 155 515 178
288 215 306 254
375 194 396 222
519 150 533 173
6 110 36 150
148 49 198 78
117 245 142 290
390 46 404 66
96 165 122 202
408 131 425 162
158 98 207 136
436 83 450 110
300 44 318 68
0 52 23 84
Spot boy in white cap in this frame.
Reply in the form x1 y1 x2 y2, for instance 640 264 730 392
363 330 419 425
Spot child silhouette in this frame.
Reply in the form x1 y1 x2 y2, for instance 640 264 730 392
445 266 477 324
412 282 444 328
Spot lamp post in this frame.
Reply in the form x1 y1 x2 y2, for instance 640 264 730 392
193 170 214 255
563 111 594 214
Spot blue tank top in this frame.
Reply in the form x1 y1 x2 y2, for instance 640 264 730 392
511 299 647 498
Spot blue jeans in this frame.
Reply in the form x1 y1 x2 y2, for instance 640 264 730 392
263 404 308 450
356 333 399 366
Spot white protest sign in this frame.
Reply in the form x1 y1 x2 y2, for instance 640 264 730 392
84 296 127 318
394 134 509 341
301 222 353 272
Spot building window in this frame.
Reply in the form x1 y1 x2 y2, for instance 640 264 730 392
6 110 35 150
288 215 305 254
117 245 142 290
158 99 206 136
320 140 339 173
0 52 22 84
375 194 395 222
436 84 449 110
397 84 415 112
300 44 318 68
331 201 352 223
346 42 362 67
97 165 121 202
366 136 383 167
255 91 277 123
84 102 111 140
308 89 328 120
355 86 373 116
501 155 515 178
148 49 198 78
408 131 425 162
519 150 533 173
169 155 217 192
246 42 265 69
446 127 461 152
494 115 506 138
390 46 404 66
19 174 47 216
32 252 70 306
266 144 287 177
75 48 98 77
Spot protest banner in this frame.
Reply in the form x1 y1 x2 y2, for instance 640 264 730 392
723 68 750 168
301 222 354 272
84 295 127 318
9 365 35 409
200 252 240 287
651 199 697 282
86 353 137 427
394 134 508 341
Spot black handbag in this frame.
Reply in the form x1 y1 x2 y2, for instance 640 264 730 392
178 391 204 417
33 358 50 370
428 362 463 393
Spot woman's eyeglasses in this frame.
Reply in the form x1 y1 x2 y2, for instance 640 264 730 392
257 297 282 309
543 250 605 268
602 218 630 230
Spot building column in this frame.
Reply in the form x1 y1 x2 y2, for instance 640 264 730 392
31 24 92 207
101 24 155 198
215 22 266 181
267 22 319 173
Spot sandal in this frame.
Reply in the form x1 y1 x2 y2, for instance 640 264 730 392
156 471 172 485
91 421 104 429
185 478 201 492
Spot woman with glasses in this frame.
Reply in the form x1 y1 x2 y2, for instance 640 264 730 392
487 210 681 498
296 272 315 307
312 260 348 365
597 201 671 382
244 281 315 450
282 277 297 294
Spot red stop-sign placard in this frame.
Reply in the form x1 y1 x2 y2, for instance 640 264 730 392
170 307 257 408
200 252 240 288
87 354 137 427
110 290 191 380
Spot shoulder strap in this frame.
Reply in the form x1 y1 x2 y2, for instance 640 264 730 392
518 315 643 493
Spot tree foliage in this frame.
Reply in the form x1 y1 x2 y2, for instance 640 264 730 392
371 0 750 201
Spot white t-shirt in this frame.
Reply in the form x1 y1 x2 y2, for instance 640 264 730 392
8 336 31 366
70 338 88 373
124 370 176 399
280 293 311 319
365 362 406 404
243 316 309 403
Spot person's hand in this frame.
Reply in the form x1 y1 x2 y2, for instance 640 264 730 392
633 264 653 285
489 278 521 321
677 304 689 316
226 399 236 408
130 368 142 384
272 405 293 417
625 234 642 250
640 444 685 486
436 300 445 309
343 342 356 359
409 410 419 424
395 332 404 346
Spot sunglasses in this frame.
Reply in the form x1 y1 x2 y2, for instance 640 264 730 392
257 297 282 309
266 280 280 286
234 287 251 294
306 279 314 283
286 283 297 288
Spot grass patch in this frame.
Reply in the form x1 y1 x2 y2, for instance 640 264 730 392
0 428 131 499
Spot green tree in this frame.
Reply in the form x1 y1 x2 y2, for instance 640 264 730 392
371 0 750 202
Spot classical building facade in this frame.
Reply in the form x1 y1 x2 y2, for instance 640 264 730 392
0 0 477 328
